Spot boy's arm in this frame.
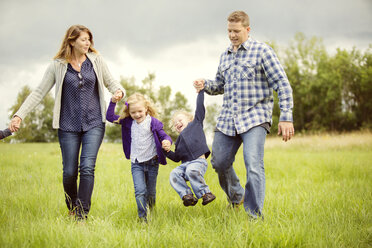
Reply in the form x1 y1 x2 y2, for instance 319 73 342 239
194 90 205 122
165 150 181 162
106 101 121 123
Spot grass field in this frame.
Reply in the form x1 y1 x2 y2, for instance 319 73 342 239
0 133 371 247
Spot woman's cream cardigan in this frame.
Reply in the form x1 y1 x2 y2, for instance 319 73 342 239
15 52 125 129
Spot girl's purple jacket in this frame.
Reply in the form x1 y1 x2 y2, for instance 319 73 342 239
106 101 172 165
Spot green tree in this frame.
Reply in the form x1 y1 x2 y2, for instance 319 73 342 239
334 46 372 129
282 32 329 132
9 86 57 142
282 32 372 133
205 103 220 138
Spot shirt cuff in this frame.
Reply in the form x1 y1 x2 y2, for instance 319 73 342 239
279 110 293 122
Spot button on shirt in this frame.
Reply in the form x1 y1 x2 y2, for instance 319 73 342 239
60 58 102 131
130 114 157 163
204 37 293 136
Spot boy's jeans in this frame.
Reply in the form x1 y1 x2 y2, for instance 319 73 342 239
170 158 211 199
131 157 159 219
211 126 266 218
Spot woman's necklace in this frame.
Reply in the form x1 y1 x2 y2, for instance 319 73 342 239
76 58 81 68
74 55 84 69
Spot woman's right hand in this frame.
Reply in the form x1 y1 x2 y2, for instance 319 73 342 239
9 116 22 132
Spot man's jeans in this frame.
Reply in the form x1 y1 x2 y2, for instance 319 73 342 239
58 123 105 216
131 157 159 219
170 158 211 199
211 126 266 218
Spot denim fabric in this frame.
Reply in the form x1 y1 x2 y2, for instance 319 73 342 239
58 123 105 216
211 126 266 218
131 157 159 219
169 158 211 199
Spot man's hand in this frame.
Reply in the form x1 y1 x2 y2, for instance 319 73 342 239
9 116 22 132
278 121 294 142
193 79 205 93
162 140 171 152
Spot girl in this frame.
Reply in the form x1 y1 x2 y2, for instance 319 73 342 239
106 92 172 222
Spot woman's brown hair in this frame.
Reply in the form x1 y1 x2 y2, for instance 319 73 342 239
54 25 98 62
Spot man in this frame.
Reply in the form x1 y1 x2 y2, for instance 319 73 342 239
193 11 294 219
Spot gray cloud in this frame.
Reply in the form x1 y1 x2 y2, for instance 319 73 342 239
0 0 371 127
1 0 371 65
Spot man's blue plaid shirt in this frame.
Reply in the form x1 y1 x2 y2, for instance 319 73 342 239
204 37 293 136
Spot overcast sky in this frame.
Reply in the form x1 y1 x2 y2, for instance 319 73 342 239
0 0 371 130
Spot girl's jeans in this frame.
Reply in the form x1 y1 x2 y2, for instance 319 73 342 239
58 123 105 216
169 158 211 199
131 157 159 219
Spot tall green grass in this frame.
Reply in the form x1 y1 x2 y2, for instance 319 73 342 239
0 133 371 247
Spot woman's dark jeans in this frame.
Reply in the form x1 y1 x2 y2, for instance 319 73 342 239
58 123 105 217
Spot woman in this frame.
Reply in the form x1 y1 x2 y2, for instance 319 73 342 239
9 25 125 221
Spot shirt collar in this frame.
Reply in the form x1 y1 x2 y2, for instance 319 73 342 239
227 37 252 53
56 52 97 65
133 114 152 127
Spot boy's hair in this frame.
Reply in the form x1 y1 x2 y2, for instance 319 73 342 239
169 110 194 132
115 92 157 123
227 11 250 27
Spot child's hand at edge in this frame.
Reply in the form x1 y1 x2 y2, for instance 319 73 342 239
162 140 171 152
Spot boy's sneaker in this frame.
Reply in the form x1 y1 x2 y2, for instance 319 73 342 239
182 194 198 207
202 192 216 205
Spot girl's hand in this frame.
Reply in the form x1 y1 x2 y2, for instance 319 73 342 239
162 140 171 152
112 90 123 103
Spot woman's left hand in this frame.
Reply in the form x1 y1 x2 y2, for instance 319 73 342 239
112 90 124 103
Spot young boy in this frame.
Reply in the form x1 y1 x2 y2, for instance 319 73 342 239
162 90 216 206
0 128 12 140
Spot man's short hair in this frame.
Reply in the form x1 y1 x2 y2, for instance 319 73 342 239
227 11 250 27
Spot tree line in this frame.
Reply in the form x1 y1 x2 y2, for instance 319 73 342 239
6 32 372 142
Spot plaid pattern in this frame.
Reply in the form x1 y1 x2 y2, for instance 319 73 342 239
205 37 293 136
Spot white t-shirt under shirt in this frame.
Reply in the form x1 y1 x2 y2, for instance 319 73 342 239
130 114 157 163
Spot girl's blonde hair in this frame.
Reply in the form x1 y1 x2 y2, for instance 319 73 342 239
115 92 157 123
169 110 194 132
54 25 98 62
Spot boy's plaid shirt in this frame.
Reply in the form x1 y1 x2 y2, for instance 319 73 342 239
204 37 293 136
